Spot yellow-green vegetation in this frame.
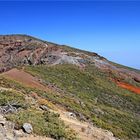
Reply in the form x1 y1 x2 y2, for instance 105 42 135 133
25 64 140 140
0 90 25 106
1 64 140 140
6 109 77 140
0 76 77 140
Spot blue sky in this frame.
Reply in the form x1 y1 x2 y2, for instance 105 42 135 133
0 1 140 69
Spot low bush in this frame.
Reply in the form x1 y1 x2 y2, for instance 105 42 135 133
6 109 77 140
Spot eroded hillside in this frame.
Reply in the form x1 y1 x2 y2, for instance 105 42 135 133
0 34 140 140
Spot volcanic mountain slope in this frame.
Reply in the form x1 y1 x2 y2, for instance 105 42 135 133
0 34 140 140
1 34 140 83
0 34 105 71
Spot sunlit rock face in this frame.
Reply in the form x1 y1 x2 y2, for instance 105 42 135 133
0 34 104 72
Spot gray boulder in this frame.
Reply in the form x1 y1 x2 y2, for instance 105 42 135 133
22 123 33 134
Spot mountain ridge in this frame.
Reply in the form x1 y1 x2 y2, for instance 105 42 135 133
0 34 140 84
0 34 106 72
0 34 140 140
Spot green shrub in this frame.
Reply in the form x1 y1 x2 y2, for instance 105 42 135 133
6 109 77 140
0 90 25 107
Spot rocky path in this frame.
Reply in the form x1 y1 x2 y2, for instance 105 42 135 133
53 108 119 140
0 69 120 140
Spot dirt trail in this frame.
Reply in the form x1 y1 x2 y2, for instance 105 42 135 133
1 69 118 140
53 108 117 140
116 81 140 95
20 135 54 140
22 88 118 140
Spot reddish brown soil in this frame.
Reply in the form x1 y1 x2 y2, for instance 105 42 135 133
116 81 140 95
2 68 49 91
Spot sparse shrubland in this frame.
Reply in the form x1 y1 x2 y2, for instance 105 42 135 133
0 76 77 140
1 64 140 139
6 109 77 140
25 64 140 140
1 34 140 140
0 90 25 107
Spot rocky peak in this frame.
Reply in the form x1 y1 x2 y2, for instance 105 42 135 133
0 34 105 72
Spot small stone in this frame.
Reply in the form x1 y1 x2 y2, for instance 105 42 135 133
77 113 86 121
0 114 6 125
67 112 76 118
40 105 49 111
13 129 24 137
93 108 104 115
22 123 33 134
80 101 86 108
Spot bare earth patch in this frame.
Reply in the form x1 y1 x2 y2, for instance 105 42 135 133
2 68 49 91
117 81 140 95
